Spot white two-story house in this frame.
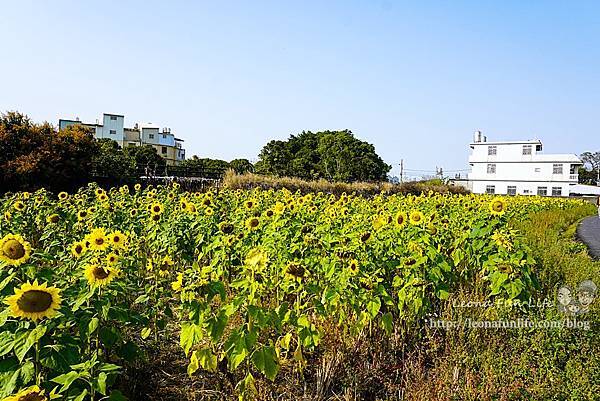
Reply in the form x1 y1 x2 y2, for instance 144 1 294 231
466 131 582 196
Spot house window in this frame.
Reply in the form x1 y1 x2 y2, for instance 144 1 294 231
523 145 532 155
149 134 155 139
162 134 167 139
536 144 542 151
110 115 117 121
488 146 497 156
487 164 496 174
553 164 563 174
523 189 531 194
109 130 116 135
534 168 541 173
161 146 167 154
552 187 562 197
570 164 577 174
485 185 495 194
537 187 547 196
507 186 517 196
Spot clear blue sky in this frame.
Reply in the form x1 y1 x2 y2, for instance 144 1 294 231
1 1 598 178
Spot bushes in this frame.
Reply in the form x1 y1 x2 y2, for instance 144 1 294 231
222 170 470 196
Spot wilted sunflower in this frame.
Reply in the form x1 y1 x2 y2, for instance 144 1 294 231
187 202 197 214
348 259 359 275
150 214 161 222
71 241 87 258
489 197 507 216
0 234 32 266
3 385 47 401
6 280 61 322
46 214 60 224
409 211 425 226
58 191 69 201
285 262 305 279
156 256 174 277
245 217 260 231
85 264 118 286
86 228 110 251
219 222 235 234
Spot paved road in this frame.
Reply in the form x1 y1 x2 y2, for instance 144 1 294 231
577 215 600 259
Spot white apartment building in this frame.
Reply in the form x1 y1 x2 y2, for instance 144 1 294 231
466 131 582 196
59 113 186 165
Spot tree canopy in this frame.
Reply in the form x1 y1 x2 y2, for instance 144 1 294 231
255 130 391 182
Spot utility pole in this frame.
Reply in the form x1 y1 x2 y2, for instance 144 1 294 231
400 160 404 183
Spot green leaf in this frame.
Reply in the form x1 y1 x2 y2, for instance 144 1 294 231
0 332 14 357
381 312 393 335
19 360 35 384
88 317 99 335
180 323 203 356
108 390 128 401
14 325 46 362
74 389 88 401
0 308 10 328
187 351 199 376
96 372 107 395
252 345 279 381
141 327 152 340
366 297 381 318
51 371 80 393
207 312 228 343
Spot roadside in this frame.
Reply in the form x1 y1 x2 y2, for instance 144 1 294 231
577 215 600 259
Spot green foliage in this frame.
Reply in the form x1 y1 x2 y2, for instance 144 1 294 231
0 111 97 192
255 130 391 182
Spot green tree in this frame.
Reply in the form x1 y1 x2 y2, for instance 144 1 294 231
0 111 98 192
256 130 390 182
92 139 136 182
580 151 600 185
124 144 166 176
180 156 230 171
229 158 254 174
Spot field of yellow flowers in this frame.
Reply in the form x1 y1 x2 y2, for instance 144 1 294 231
0 183 590 400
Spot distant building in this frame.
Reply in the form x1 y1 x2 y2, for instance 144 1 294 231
59 113 186 165
460 131 582 196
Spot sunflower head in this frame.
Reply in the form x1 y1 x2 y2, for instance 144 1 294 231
395 211 407 227
409 211 425 226
286 262 305 279
109 231 127 249
77 210 89 221
71 241 87 258
245 248 268 272
46 214 60 224
150 203 164 215
489 197 507 216
85 228 109 251
0 234 32 266
58 192 69 201
204 207 214 216
245 217 260 231
13 201 25 211
219 222 235 234
106 253 119 265
6 281 61 322
3 385 47 401
84 264 118 287
348 259 359 275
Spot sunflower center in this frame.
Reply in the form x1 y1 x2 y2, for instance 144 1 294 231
93 266 110 279
153 206 161 213
2 239 25 260
95 238 105 246
113 236 120 243
493 202 503 211
17 290 53 313
18 392 46 401
250 219 259 228
75 245 83 254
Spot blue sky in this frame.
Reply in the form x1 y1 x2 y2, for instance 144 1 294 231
1 1 598 179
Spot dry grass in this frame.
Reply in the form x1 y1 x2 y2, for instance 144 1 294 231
222 170 469 197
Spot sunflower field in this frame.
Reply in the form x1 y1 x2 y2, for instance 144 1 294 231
0 183 590 400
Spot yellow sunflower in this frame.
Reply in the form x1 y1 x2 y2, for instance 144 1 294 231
58 192 69 201
77 210 89 221
109 231 127 249
134 183 142 191
409 211 425 226
171 273 184 291
46 214 60 224
273 202 285 215
245 217 260 231
5 281 61 322
106 253 119 265
204 207 214 216
70 241 87 258
150 203 164 215
13 201 25 211
85 228 110 251
394 211 407 228
245 248 268 272
348 259 359 275
156 256 174 277
489 197 507 216
3 385 47 401
0 234 32 266
84 264 118 287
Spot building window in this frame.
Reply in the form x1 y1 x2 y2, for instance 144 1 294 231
161 146 167 154
110 115 117 120
534 167 541 173
523 189 531 194
536 144 542 151
485 185 495 194
537 187 547 196
109 130 116 135
487 164 496 174
149 134 155 139
523 145 532 155
162 134 167 139
570 164 577 174
507 186 517 196
553 164 563 174
488 146 497 156
552 187 562 197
